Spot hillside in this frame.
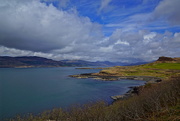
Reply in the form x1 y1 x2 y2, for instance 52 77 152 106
0 56 149 68
0 56 109 68
70 57 180 82
0 56 65 68
94 56 180 80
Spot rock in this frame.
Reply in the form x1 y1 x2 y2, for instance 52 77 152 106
111 95 125 100
70 74 163 101
157 56 174 61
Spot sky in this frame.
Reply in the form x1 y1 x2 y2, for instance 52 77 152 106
0 0 179 62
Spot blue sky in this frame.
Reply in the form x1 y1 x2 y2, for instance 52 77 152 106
47 0 179 33
42 0 166 35
0 0 180 62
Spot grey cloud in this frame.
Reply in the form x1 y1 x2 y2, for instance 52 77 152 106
1 28 180 62
0 0 179 63
0 0 102 52
152 0 180 25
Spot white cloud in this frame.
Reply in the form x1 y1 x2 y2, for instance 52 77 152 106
115 40 129 46
59 0 70 8
41 0 70 8
0 30 179 62
98 0 112 14
98 29 180 62
0 46 33 57
99 45 114 53
143 32 157 44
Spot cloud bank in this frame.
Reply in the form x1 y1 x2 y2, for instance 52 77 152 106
0 0 179 63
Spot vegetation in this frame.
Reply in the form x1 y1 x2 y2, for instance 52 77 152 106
98 62 180 79
10 76 180 121
143 63 180 70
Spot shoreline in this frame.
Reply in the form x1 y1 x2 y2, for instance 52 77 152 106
69 73 162 101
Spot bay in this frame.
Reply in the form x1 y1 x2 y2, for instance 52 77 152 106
0 67 145 120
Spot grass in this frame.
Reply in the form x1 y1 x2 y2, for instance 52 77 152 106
143 63 180 70
98 62 180 79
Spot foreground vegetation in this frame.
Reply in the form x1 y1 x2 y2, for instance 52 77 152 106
10 76 180 121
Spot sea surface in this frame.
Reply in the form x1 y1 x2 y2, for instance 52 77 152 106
0 67 145 120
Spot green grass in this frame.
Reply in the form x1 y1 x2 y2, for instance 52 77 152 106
143 63 180 70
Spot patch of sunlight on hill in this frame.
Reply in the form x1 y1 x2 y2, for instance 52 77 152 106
143 63 180 70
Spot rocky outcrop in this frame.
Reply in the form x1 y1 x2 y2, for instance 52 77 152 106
157 56 174 61
70 73 162 83
111 86 140 100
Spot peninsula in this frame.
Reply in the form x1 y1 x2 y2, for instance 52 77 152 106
70 56 180 100
70 56 180 81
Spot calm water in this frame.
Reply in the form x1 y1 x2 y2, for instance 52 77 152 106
0 67 145 120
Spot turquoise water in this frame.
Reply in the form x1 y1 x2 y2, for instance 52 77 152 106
0 67 145 120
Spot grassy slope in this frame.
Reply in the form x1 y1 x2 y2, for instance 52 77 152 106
99 62 180 79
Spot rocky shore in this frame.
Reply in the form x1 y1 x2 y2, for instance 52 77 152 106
70 57 180 101
69 73 162 82
69 73 162 101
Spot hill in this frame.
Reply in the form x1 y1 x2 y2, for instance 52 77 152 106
0 56 149 68
0 56 65 68
70 56 180 81
95 56 180 79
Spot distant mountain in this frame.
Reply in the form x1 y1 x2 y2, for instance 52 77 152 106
0 56 150 68
61 60 100 66
124 61 152 66
0 56 66 68
61 60 117 67
53 60 149 67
